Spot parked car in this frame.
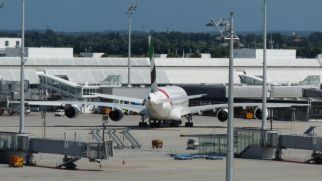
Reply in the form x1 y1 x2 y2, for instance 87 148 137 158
54 109 65 117
186 139 199 150
25 108 31 114
15 106 31 114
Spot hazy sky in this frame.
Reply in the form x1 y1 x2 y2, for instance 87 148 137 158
0 0 321 32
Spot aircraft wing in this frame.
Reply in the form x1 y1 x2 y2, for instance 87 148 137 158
10 100 68 107
93 93 144 105
9 100 147 115
84 102 147 114
158 94 206 104
182 102 308 116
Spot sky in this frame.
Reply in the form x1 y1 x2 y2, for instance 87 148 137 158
0 0 321 32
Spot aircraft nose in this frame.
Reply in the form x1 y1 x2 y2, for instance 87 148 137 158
149 94 158 105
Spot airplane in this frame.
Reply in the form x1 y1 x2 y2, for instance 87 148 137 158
9 38 307 127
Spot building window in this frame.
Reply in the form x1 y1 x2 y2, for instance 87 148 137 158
5 41 9 47
16 41 20 47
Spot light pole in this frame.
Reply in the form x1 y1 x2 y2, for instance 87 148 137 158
262 0 268 130
207 12 239 181
19 0 26 133
127 3 136 87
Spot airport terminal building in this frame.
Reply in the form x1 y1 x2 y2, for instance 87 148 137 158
0 43 322 120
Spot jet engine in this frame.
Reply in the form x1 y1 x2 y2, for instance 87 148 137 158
64 105 81 118
254 107 268 120
217 108 228 122
109 108 124 122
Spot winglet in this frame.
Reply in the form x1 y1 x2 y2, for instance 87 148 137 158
148 35 158 93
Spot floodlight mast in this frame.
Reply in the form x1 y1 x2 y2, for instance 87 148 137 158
262 0 268 130
127 3 137 87
19 0 26 134
207 18 239 40
207 12 239 181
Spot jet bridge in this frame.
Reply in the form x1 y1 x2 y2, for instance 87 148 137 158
233 128 322 163
276 135 322 152
181 127 322 163
275 128 322 163
0 132 113 169
29 138 113 169
38 72 100 99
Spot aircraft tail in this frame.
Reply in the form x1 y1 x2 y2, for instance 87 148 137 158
148 36 158 92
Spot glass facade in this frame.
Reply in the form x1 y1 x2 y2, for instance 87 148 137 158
198 135 227 155
239 75 262 85
236 129 261 154
196 129 276 156
82 88 98 96
0 133 29 151
310 102 322 119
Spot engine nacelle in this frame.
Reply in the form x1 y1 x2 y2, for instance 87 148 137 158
254 107 268 120
64 105 81 119
217 108 228 122
109 108 124 122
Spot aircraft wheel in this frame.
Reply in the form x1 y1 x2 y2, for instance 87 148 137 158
185 122 194 127
170 122 177 127
150 122 156 128
156 121 161 128
65 163 77 170
175 122 179 127
185 122 189 127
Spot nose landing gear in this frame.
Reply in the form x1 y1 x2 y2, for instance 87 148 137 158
139 115 148 127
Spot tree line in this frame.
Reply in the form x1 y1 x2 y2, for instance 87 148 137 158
0 30 321 58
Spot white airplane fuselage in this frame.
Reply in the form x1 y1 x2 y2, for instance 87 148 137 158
145 86 188 120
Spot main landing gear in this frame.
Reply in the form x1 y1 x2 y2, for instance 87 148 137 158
147 119 182 128
138 115 194 127
138 115 183 128
184 114 194 127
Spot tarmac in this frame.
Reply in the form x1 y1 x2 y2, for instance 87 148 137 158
1 113 322 181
